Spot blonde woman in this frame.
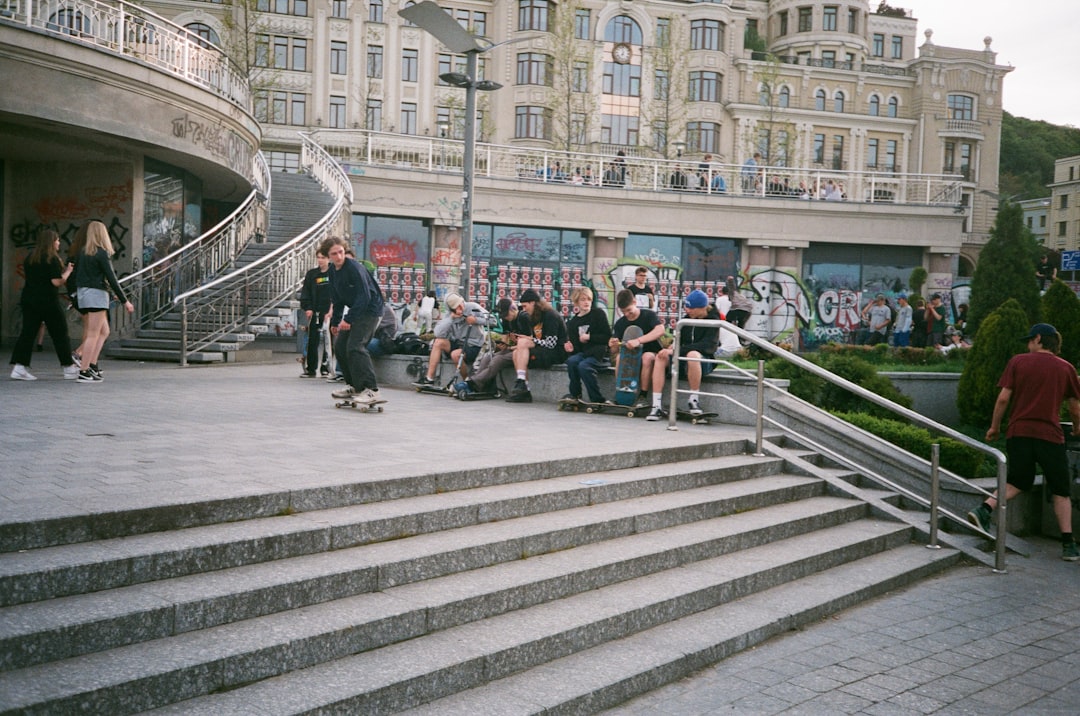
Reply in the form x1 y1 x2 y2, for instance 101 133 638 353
74 221 133 382
9 230 79 380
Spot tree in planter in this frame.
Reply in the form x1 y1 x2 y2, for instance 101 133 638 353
966 201 1041 337
908 266 927 298
957 298 1030 425
1041 279 1080 368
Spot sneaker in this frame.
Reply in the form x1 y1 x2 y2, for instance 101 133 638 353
687 399 703 416
300 372 317 378
361 388 383 403
331 385 357 399
560 393 580 404
63 365 80 380
1063 542 1080 562
77 370 100 383
646 406 666 421
327 374 345 383
89 363 103 379
507 379 532 403
415 375 436 386
10 364 36 381
966 504 991 533
71 351 82 365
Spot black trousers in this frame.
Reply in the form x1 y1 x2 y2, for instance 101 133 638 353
10 299 73 367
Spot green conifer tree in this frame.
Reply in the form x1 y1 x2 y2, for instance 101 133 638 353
965 202 1041 338
1041 279 1080 369
957 299 1030 425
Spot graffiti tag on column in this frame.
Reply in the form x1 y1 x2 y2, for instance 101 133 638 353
171 114 254 176
32 196 89 225
85 181 133 216
369 236 417 266
748 269 813 339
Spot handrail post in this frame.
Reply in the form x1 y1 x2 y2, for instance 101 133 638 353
667 327 680 430
994 459 1008 573
179 297 188 367
754 359 766 456
927 443 941 549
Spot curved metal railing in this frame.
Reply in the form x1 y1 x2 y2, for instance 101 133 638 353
113 153 270 339
669 317 1008 572
173 135 351 364
0 0 249 110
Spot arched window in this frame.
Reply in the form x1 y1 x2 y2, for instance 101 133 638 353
814 89 826 111
778 86 790 108
185 23 221 49
833 90 845 113
48 9 91 35
888 96 899 118
604 14 642 44
869 95 880 116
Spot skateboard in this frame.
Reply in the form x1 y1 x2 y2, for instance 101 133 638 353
335 397 387 412
558 397 608 414
614 325 644 409
675 410 719 425
414 381 455 396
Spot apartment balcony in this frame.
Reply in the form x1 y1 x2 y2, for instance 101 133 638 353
937 119 985 140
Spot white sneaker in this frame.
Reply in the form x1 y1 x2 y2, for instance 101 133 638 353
63 365 80 380
646 406 664 422
10 364 36 381
688 399 703 416
363 388 383 403
331 385 357 399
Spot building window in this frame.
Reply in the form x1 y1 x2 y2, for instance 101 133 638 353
869 95 880 116
605 15 642 44
257 36 307 70
687 122 719 154
516 52 552 86
690 19 723 51
821 50 836 68
400 102 417 134
689 71 721 103
259 0 308 16
832 134 844 170
848 8 858 33
891 35 903 59
1041 215 1047 228
815 89 826 111
823 5 837 31
1059 222 1068 237
516 105 550 139
572 61 589 92
872 33 884 57
518 0 548 32
473 11 487 37
369 0 382 23
888 97 898 117
867 138 879 169
185 23 220 48
331 0 347 19
255 90 307 126
798 7 812 32
652 120 667 154
834 90 845 113
778 86 790 107
948 94 974 120
291 93 307 125
330 41 347 75
885 139 897 172
601 114 638 145
575 8 590 39
778 11 788 36
402 48 418 82
654 70 669 100
960 143 972 179
367 45 383 78
366 99 382 130
602 62 641 96
656 17 670 47
329 96 346 128
1062 195 1070 209
813 133 825 163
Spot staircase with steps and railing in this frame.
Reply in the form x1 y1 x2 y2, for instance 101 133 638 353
0 435 963 715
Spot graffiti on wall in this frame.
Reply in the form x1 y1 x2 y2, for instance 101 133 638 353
369 235 419 266
171 114 254 177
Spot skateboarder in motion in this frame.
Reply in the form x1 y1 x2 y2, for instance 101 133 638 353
561 286 613 407
608 288 667 408
648 289 720 421
323 237 386 407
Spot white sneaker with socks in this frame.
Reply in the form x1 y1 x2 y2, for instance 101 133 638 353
10 364 36 381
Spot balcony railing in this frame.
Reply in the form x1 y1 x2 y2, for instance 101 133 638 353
0 0 249 110
314 129 963 207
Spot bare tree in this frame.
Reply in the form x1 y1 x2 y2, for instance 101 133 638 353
640 17 688 159
220 0 279 93
547 0 595 152
751 53 800 167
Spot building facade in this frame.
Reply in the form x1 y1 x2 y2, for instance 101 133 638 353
1049 155 1080 253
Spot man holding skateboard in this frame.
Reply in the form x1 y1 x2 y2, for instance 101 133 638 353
608 288 666 406
647 289 720 421
323 237 386 406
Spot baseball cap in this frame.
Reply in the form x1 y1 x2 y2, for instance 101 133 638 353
684 289 709 309
519 288 541 303
496 297 514 318
445 293 464 312
1020 323 1057 341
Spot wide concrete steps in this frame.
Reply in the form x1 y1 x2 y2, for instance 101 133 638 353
0 446 961 714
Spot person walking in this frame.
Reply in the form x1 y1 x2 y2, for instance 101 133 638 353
324 237 385 405
74 221 133 382
968 323 1080 561
9 229 80 381
298 248 332 377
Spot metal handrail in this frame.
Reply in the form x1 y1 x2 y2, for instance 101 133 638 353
669 317 1008 572
113 153 270 339
0 0 249 110
313 128 964 207
174 136 350 365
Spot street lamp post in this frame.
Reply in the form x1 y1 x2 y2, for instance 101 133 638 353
399 1 504 302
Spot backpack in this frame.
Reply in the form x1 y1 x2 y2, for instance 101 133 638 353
394 332 430 356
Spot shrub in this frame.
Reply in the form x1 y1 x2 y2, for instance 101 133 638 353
767 351 912 419
957 299 1029 425
1041 279 1080 369
833 412 988 479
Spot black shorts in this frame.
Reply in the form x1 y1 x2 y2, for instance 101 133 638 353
529 346 560 370
1006 436 1070 497
449 340 480 366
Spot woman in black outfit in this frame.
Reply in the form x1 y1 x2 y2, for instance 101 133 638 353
9 229 79 381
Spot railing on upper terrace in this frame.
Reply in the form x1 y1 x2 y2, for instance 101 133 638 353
312 129 963 207
173 134 351 365
0 0 249 110
113 153 271 341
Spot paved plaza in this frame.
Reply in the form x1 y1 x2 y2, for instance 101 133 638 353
2 351 1079 714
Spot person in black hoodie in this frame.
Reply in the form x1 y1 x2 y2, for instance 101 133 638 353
74 221 133 382
507 288 567 403
562 286 613 405
647 289 720 420
323 236 385 404
298 249 332 377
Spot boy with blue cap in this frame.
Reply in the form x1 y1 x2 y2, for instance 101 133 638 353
647 289 721 421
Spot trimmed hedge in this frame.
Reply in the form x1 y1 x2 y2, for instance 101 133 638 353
833 411 988 478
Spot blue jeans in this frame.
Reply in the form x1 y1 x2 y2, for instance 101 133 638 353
567 353 605 402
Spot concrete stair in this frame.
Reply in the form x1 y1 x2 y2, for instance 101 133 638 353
0 440 961 714
108 173 334 363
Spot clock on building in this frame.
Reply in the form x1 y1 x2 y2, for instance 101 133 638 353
612 43 632 64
